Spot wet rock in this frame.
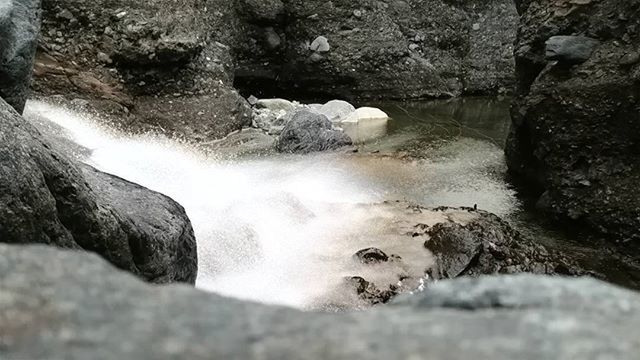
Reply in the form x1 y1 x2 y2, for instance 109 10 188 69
0 0 41 113
545 36 599 64
506 0 640 243
0 97 197 284
332 203 582 308
3 244 640 359
354 248 390 264
276 110 352 154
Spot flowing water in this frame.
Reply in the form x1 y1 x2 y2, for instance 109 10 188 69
23 97 640 309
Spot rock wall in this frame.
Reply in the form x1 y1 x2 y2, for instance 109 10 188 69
506 0 640 243
2 243 639 359
234 0 518 100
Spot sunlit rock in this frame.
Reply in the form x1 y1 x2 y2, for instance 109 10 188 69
343 107 390 124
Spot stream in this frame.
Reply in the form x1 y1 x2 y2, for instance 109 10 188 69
23 97 640 309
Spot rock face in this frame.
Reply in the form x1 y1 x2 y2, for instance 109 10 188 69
0 98 197 284
276 110 353 153
506 0 640 243
2 244 640 359
0 0 41 113
34 0 251 142
235 0 518 100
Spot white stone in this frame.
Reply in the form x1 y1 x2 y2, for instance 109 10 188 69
310 36 330 52
343 107 389 124
317 100 356 122
256 98 296 112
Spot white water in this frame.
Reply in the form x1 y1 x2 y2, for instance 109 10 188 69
24 100 519 309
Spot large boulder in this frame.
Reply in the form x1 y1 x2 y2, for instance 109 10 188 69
276 110 352 153
2 243 640 359
0 0 41 113
234 0 517 100
506 0 640 243
0 97 197 284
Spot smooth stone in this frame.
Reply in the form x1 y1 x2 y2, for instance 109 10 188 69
343 107 390 124
256 98 296 112
309 35 330 52
317 100 356 122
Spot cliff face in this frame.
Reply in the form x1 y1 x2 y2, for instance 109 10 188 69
506 0 640 243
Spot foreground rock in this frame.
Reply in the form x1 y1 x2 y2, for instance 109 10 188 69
315 202 580 308
506 0 640 243
0 0 41 113
0 97 197 283
2 244 639 359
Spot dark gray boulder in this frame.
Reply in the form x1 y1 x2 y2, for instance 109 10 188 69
276 110 352 153
0 97 197 284
0 0 41 113
2 243 640 360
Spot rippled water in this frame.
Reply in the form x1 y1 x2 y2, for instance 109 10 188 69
24 97 640 308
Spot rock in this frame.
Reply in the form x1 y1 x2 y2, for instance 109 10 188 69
276 110 352 154
256 98 296 112
0 0 41 113
354 248 390 264
2 244 640 359
506 0 640 243
0 97 197 284
545 36 599 64
315 100 356 122
343 107 389 124
309 35 330 52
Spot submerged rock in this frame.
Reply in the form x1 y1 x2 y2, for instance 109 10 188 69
2 243 640 359
0 97 197 284
276 110 352 154
0 0 41 113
